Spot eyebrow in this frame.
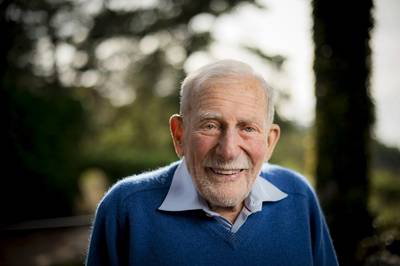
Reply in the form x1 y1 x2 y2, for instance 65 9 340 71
196 111 263 126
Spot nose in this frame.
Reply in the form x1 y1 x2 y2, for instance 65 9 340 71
215 128 241 161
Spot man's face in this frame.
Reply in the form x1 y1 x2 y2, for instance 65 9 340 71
170 76 280 208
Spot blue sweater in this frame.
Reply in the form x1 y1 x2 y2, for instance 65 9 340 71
86 162 338 266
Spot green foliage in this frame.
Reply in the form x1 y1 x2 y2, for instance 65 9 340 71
1 0 269 224
82 148 177 184
372 141 400 173
270 116 311 177
370 169 400 227
1 85 85 223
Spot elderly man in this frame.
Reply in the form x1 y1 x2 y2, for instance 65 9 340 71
86 60 338 266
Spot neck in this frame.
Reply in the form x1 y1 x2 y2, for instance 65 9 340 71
208 202 244 224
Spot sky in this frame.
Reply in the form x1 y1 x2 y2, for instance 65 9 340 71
185 0 400 148
371 0 400 148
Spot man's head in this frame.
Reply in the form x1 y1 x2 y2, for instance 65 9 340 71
179 60 276 125
170 59 280 209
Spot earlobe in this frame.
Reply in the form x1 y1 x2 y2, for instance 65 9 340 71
264 124 281 161
169 114 185 157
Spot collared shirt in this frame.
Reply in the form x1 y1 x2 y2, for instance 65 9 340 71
159 160 288 233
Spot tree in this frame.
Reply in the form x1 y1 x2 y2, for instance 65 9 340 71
1 0 86 223
312 1 374 265
1 0 274 223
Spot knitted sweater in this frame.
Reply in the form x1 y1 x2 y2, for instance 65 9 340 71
86 161 338 266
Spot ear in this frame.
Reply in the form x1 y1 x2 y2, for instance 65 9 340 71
169 114 185 157
264 124 281 161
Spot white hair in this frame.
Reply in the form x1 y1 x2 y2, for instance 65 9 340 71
180 59 276 125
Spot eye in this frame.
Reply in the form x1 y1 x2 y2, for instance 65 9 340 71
204 123 218 130
242 126 256 133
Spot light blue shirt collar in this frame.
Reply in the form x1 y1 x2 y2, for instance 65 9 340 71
158 160 288 213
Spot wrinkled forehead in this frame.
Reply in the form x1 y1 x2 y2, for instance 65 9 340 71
183 74 268 123
193 74 266 99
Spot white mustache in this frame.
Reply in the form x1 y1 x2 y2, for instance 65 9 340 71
203 155 252 170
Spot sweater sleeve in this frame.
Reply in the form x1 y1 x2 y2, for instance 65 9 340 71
86 188 128 266
309 191 339 266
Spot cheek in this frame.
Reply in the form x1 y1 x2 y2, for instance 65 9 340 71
187 134 217 161
245 137 268 164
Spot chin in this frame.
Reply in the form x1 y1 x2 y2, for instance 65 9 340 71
202 187 249 208
192 169 253 208
209 198 242 208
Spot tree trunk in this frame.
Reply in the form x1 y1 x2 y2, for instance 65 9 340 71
312 1 374 265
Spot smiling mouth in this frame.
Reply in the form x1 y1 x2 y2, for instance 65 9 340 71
208 168 245 176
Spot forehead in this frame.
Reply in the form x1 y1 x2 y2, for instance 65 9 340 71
190 75 267 121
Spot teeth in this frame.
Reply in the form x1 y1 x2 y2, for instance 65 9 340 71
211 168 240 175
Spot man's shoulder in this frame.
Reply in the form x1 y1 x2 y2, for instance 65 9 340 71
100 161 179 207
260 163 315 198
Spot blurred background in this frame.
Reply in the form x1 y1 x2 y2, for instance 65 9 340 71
0 0 399 265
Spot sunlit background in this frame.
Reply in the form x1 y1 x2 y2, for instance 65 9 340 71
1 0 399 265
184 0 400 148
